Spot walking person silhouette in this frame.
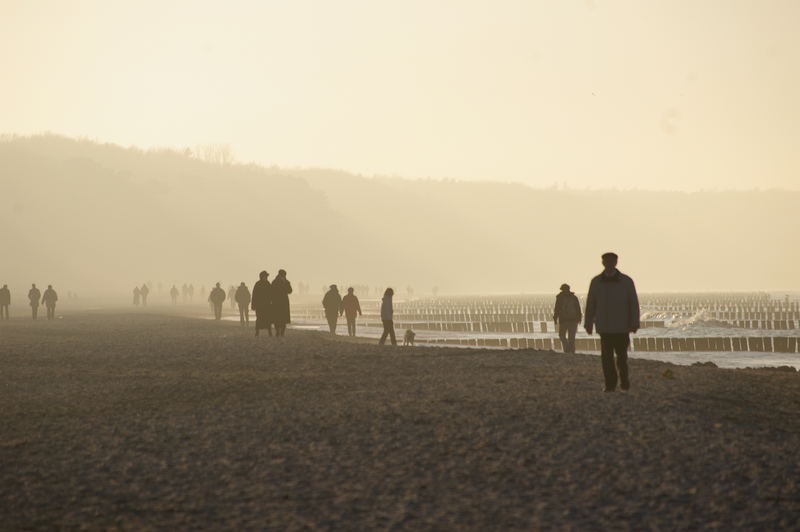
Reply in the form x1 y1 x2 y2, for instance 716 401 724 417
251 271 273 337
379 288 397 345
170 285 179 305
228 285 236 310
0 284 10 320
553 283 582 354
28 284 41 320
42 285 58 320
271 269 292 337
235 282 252 326
322 285 342 334
341 287 362 337
584 252 640 392
208 283 226 320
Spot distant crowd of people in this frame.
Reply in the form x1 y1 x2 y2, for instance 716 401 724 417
0 283 60 320
3 252 639 392
133 283 207 306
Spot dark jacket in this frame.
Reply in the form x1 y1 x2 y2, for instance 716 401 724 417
322 289 342 316
0 287 10 305
29 288 41 306
251 280 271 311
42 288 58 306
235 285 251 306
209 287 226 305
584 269 640 334
553 291 582 323
341 294 361 318
380 295 393 321
271 275 292 324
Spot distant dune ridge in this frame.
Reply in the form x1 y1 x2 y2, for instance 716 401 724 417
1 134 797 296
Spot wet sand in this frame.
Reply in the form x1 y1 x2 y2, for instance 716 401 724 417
1 312 799 530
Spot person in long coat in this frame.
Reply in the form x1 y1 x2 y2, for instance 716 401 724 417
271 269 292 337
251 271 273 337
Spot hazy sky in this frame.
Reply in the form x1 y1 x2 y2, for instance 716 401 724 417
3 0 798 190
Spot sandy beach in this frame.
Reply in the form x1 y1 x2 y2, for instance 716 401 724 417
1 311 799 530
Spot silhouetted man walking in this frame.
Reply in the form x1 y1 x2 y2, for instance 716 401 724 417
271 269 292 337
133 286 141 306
170 285 179 305
341 287 362 337
235 282 251 326
554 283 582 354
0 284 10 320
28 284 41 320
209 282 226 320
585 252 640 392
140 284 150 306
42 285 58 320
379 287 397 345
322 285 342 334
251 271 273 337
228 285 236 310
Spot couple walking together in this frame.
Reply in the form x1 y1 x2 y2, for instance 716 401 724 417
251 269 292 337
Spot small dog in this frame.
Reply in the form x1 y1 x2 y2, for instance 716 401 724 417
403 329 416 346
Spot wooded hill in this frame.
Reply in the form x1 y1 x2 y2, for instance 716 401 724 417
2 134 797 297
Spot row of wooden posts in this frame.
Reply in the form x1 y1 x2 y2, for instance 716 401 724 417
418 336 800 353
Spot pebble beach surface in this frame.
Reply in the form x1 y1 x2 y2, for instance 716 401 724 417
1 312 799 530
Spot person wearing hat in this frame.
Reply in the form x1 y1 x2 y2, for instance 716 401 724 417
584 252 640 392
322 284 342 334
553 283 582 354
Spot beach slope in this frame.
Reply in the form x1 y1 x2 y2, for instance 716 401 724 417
1 313 798 530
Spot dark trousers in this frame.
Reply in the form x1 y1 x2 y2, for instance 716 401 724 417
326 312 338 334
558 320 578 354
274 322 286 336
46 305 55 320
31 305 38 320
600 333 630 390
0 305 8 319
213 303 222 320
346 316 356 336
379 319 396 345
238 304 249 325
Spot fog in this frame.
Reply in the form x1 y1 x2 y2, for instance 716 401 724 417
1 134 797 300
